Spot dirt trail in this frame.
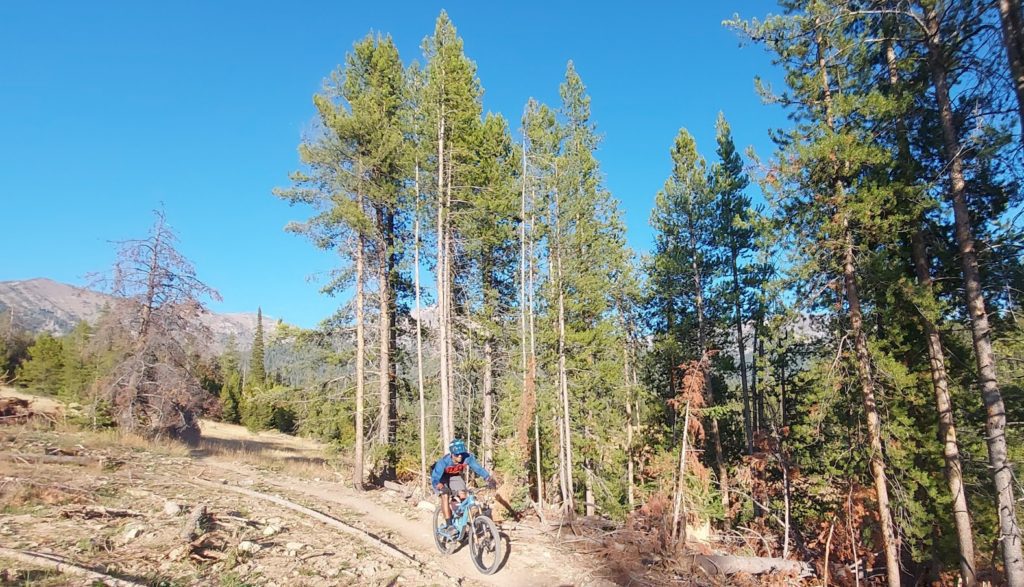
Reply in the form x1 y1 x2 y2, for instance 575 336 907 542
0 388 600 586
196 455 586 587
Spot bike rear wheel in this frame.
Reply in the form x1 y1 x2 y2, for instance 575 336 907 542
432 506 456 554
469 515 503 574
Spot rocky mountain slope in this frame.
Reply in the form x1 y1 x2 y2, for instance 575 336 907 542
0 278 262 350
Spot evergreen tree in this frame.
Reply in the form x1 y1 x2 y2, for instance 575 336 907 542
548 62 635 516
421 10 483 444
276 33 409 487
249 307 266 391
460 112 520 468
647 126 729 517
710 113 756 455
17 333 64 395
60 321 96 403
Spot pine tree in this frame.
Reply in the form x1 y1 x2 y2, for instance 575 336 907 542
730 5 903 582
460 112 520 468
914 1 1024 579
60 321 96 403
249 308 266 391
17 333 64 395
276 33 411 487
550 62 635 516
648 126 729 518
710 112 755 455
421 11 483 445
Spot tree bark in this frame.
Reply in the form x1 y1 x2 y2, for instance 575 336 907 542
436 105 452 445
354 192 366 490
624 347 635 510
885 33 977 584
998 0 1024 140
816 23 900 586
529 189 542 508
585 420 595 517
378 209 391 447
731 256 753 455
843 225 900 587
554 184 575 515
445 163 457 439
924 8 1024 582
483 336 494 469
414 165 428 496
672 401 691 543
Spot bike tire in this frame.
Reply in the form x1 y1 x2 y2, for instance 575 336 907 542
469 515 503 575
432 506 456 555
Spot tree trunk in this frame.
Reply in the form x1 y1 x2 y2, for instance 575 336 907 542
843 224 901 587
731 255 753 455
554 185 575 515
378 210 391 448
925 8 1024 582
585 419 595 517
998 0 1024 140
445 164 456 439
913 230 978 584
535 411 544 507
483 337 494 469
815 23 900 584
672 401 691 543
885 34 977 584
437 106 452 445
414 165 427 496
624 347 635 510
529 189 542 508
354 193 366 490
692 231 728 517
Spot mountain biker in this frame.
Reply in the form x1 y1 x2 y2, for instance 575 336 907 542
431 438 496 530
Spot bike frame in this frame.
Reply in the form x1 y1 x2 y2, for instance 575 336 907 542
448 492 481 540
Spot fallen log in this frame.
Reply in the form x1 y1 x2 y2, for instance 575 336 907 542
60 506 145 519
0 452 98 466
692 554 814 578
181 504 209 540
0 547 144 587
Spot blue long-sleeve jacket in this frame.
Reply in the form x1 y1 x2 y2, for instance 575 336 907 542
430 453 490 487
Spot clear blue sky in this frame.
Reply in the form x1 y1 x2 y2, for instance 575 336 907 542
1 1 787 329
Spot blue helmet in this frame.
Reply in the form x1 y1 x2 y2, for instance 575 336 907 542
449 438 467 455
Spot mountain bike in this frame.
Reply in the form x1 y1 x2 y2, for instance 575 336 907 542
432 488 503 574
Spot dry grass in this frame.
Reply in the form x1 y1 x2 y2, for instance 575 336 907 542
194 436 341 480
195 418 340 480
0 481 87 514
73 426 192 457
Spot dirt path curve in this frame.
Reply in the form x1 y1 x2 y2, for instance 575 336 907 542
196 456 589 587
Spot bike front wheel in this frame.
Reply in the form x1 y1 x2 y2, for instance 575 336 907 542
469 515 503 574
432 506 456 555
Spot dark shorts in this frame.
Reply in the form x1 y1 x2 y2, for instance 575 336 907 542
435 474 467 495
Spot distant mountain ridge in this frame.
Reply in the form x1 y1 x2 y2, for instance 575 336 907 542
0 278 263 351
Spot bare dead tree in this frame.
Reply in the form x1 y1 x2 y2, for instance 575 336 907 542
90 209 220 443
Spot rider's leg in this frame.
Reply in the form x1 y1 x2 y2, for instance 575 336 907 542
440 487 452 523
448 475 467 519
